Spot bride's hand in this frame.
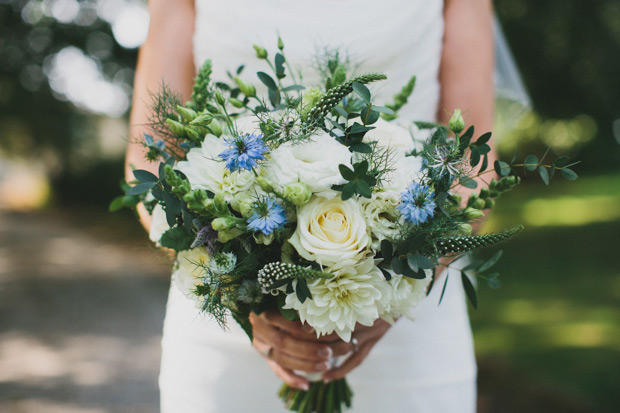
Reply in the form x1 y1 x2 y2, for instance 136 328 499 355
321 318 392 383
249 310 351 390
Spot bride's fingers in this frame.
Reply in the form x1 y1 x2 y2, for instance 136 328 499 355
259 310 316 339
322 340 375 382
270 348 331 373
266 359 310 391
253 321 332 362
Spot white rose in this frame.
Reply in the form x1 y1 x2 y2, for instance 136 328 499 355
284 259 391 342
263 132 352 198
382 271 431 323
363 118 421 155
361 191 401 250
381 153 423 191
288 196 370 268
149 204 170 245
172 247 210 303
176 134 256 201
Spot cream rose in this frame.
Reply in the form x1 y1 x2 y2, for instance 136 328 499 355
176 134 255 201
288 196 370 268
263 132 352 198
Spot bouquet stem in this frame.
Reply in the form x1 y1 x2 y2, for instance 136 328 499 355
279 379 352 412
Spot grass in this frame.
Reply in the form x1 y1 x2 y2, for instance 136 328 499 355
469 172 620 412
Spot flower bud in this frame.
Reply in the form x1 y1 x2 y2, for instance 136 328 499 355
212 217 236 231
208 120 223 137
184 125 201 142
234 77 256 97
229 97 245 108
214 192 228 214
472 198 486 210
190 113 213 125
464 207 485 220
451 193 462 206
256 176 276 193
253 44 268 59
301 87 323 116
253 232 275 245
166 119 186 137
449 109 465 134
479 187 490 199
217 228 244 243
332 65 346 86
484 199 495 209
215 91 226 106
176 105 197 122
282 182 312 206
277 37 284 51
230 193 254 218
457 223 473 235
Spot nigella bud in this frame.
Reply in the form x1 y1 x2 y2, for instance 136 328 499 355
176 105 197 122
277 36 284 51
449 109 465 134
464 207 485 220
215 91 226 106
253 44 268 59
166 119 186 137
234 77 256 97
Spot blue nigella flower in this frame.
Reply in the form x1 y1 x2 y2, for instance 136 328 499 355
219 132 268 172
247 197 287 235
398 182 437 226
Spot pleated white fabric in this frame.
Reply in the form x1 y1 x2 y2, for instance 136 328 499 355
159 1 477 411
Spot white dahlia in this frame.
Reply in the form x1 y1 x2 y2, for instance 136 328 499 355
176 134 256 201
284 259 391 342
382 271 431 323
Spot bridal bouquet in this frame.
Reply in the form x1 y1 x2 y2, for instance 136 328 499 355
119 39 577 412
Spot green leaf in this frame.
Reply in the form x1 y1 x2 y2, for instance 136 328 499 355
160 226 194 251
274 53 285 79
380 239 393 259
476 132 492 145
478 250 503 273
561 168 578 180
127 182 157 195
494 160 511 177
391 256 404 274
349 142 373 153
360 106 380 125
487 277 502 289
338 164 356 180
277 294 299 321
459 178 478 189
479 154 489 173
295 278 312 303
355 160 369 176
256 71 278 90
438 273 449 305
109 196 125 212
469 146 481 167
553 156 569 167
371 105 395 115
461 272 478 309
379 267 392 281
352 82 371 104
356 179 372 198
133 169 158 183
414 121 443 130
341 183 356 200
282 85 305 92
524 154 538 172
538 166 550 185
510 146 519 164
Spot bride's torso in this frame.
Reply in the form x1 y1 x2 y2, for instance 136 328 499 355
193 0 444 122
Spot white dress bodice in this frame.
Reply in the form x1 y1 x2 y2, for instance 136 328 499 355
159 2 477 412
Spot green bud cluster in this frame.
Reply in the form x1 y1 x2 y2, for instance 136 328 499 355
164 165 190 197
435 225 524 255
183 189 213 215
190 60 213 113
257 262 332 292
467 175 520 210
302 73 387 129
383 75 416 121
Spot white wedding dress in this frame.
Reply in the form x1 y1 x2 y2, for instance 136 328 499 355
159 1 477 411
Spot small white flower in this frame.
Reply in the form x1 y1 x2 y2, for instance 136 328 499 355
172 247 210 303
382 271 431 323
284 259 391 342
149 204 170 245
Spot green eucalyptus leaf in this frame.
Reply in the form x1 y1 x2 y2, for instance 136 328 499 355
109 196 125 212
478 250 503 272
461 272 478 309
360 106 380 125
469 146 481 167
349 142 373 153
391 256 404 274
379 267 392 281
459 178 478 189
511 146 519 164
160 226 194 251
538 166 550 185
133 169 158 183
487 276 501 289
371 105 395 115
476 132 492 145
275 53 285 79
494 160 511 177
381 239 393 259
561 168 578 180
553 156 569 167
127 182 157 195
257 71 278 90
524 154 538 172
352 82 371 103
282 85 305 92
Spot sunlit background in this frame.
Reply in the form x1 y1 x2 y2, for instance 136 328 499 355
0 0 619 412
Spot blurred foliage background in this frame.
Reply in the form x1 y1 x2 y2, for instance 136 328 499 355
0 0 618 412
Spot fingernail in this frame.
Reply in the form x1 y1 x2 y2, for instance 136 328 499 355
323 377 332 384
300 382 309 391
318 347 332 358
316 362 329 371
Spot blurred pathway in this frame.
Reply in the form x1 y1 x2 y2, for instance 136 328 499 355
0 210 171 413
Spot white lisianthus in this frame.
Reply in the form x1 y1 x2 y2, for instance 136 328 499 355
288 196 370 268
361 191 401 250
284 259 391 341
149 204 170 245
363 118 421 155
382 271 431 323
176 134 255 201
263 132 352 198
172 247 210 303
